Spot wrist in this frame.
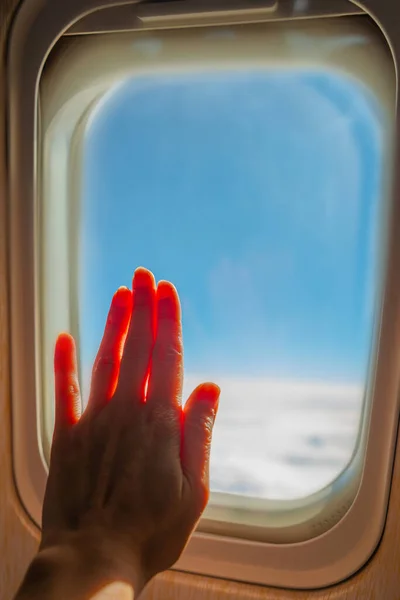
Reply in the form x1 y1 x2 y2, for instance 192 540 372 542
66 529 146 595
16 530 145 600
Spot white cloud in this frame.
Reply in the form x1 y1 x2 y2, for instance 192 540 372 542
183 374 363 500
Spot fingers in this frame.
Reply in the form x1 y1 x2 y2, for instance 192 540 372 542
181 383 220 503
146 281 183 417
54 333 82 431
87 286 132 413
117 268 156 402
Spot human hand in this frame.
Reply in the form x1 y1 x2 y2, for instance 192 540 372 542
40 268 220 596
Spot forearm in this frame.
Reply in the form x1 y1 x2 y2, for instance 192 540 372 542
14 537 142 600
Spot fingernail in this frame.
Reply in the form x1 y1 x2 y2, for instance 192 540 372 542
113 286 131 306
202 383 221 401
157 281 179 319
157 280 174 298
54 333 75 371
133 267 155 289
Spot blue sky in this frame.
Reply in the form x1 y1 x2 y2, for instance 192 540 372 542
78 69 383 392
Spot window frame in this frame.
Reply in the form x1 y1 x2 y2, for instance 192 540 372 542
7 0 400 591
39 15 395 543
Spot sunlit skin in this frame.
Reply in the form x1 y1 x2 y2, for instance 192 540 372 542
14 267 220 600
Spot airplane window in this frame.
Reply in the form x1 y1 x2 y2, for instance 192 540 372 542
78 69 383 503
8 0 397 582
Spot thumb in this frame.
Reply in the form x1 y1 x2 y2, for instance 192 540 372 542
181 382 220 503
54 333 82 432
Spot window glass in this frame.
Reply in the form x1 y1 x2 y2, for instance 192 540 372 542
79 69 383 501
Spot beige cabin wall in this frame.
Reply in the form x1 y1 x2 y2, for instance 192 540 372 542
0 0 41 598
1 0 400 598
